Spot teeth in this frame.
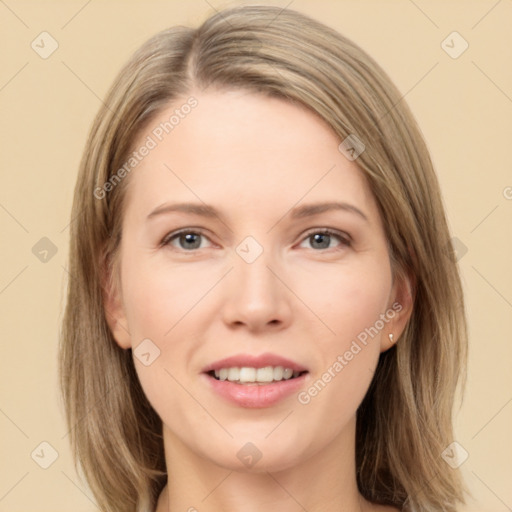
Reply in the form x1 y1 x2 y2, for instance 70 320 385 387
239 367 256 383
273 366 284 380
227 367 239 381
256 366 274 383
213 366 302 383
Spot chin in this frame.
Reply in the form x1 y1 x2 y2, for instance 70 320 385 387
193 434 312 474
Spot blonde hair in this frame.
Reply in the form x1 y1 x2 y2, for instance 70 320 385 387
60 5 468 511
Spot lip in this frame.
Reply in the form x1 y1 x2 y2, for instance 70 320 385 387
201 352 308 373
201 352 309 408
202 372 309 408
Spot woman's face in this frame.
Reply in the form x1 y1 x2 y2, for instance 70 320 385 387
106 89 411 472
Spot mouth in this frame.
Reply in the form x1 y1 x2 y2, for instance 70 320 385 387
206 366 308 385
201 353 309 408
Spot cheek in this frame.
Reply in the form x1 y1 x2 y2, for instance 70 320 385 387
121 254 216 341
297 258 392 349
119 256 220 410
292 259 391 424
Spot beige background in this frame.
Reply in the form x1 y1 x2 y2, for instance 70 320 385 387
1 0 511 510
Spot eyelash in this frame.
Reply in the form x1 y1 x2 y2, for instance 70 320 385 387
160 228 352 252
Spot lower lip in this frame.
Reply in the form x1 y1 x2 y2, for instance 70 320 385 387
202 373 308 408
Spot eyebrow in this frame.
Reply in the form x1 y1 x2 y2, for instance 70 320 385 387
146 201 369 223
290 202 368 222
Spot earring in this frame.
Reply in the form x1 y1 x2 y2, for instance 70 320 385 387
389 333 395 343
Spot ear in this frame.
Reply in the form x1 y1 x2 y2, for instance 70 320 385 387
101 251 132 350
380 270 415 352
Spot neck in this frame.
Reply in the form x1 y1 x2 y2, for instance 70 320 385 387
156 417 370 512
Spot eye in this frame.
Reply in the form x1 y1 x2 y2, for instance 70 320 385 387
161 228 351 253
161 229 213 251
298 229 351 251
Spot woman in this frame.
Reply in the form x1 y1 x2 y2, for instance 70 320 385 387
60 5 468 512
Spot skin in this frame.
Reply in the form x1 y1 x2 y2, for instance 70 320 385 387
105 89 412 512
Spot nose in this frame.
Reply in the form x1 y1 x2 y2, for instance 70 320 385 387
221 251 293 333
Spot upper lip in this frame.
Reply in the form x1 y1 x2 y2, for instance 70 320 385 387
202 353 309 373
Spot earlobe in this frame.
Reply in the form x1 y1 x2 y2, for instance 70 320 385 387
380 271 415 352
104 303 132 349
101 254 132 350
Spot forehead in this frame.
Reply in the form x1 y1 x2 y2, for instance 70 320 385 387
124 89 379 223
